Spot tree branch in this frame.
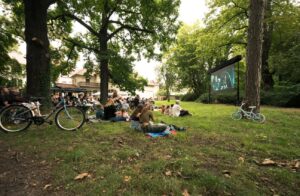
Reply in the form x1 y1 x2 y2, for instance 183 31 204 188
232 0 249 18
63 38 100 53
218 11 245 30
107 20 154 40
52 13 100 37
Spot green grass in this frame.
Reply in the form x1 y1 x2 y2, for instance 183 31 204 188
1 102 300 195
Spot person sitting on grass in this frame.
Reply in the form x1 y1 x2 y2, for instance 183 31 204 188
164 105 171 116
160 105 166 114
130 104 144 130
103 98 116 120
139 104 167 133
111 109 130 122
172 100 191 117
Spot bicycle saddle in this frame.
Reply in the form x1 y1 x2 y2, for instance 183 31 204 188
248 106 256 109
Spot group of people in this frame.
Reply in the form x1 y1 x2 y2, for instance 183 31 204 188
1 87 190 133
129 100 190 133
160 100 191 117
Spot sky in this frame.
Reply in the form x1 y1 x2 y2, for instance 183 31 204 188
134 0 209 81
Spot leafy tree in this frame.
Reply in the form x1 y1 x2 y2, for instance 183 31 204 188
0 3 24 87
156 51 177 101
269 2 300 84
53 0 180 103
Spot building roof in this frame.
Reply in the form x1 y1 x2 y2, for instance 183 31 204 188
52 83 87 92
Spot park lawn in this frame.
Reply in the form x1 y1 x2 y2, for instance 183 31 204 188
1 102 299 195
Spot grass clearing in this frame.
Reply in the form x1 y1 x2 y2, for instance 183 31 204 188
1 102 299 195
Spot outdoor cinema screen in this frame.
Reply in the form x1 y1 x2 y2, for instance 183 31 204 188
211 64 235 91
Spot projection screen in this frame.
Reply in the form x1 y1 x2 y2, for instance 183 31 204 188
210 64 235 91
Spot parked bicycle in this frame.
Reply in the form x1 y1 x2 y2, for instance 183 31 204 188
231 102 266 123
0 95 86 133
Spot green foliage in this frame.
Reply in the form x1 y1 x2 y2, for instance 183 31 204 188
261 84 300 107
181 92 199 101
54 0 180 93
270 3 300 84
0 5 24 87
197 84 300 108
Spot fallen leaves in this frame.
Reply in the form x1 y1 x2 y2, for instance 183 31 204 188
182 189 190 196
74 172 92 181
238 157 245 163
222 170 231 178
123 176 131 182
257 159 299 172
261 159 276 166
165 170 172 176
43 184 52 190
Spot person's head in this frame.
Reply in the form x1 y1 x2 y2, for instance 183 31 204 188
131 104 143 116
141 104 150 113
175 100 180 105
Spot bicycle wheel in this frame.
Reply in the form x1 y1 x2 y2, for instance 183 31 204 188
0 105 33 133
253 113 266 123
231 111 242 120
55 106 85 131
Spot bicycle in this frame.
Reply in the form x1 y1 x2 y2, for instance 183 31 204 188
0 95 86 133
231 102 266 123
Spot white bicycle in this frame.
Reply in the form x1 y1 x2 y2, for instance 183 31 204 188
231 102 266 123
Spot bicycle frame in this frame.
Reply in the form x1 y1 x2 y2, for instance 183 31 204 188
13 96 71 124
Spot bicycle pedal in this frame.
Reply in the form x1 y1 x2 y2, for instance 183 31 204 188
47 120 53 125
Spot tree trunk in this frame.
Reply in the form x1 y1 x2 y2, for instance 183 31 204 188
99 1 109 104
261 0 274 90
245 0 265 113
99 36 109 104
24 0 51 106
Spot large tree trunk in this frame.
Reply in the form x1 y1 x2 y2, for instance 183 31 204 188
24 0 51 105
99 35 109 104
245 0 265 113
99 1 109 104
261 0 274 90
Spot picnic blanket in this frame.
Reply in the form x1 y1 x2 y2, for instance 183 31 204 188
146 127 177 138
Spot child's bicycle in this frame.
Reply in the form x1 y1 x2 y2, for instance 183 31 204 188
0 95 86 133
231 102 266 123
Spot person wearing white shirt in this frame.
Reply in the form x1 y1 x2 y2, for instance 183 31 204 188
172 100 182 117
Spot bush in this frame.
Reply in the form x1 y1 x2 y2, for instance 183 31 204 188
260 84 300 107
197 91 243 105
196 84 300 107
181 92 198 101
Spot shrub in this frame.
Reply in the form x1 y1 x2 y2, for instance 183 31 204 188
181 92 198 101
196 84 300 107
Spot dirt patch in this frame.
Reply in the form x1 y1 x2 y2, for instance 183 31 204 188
0 139 65 196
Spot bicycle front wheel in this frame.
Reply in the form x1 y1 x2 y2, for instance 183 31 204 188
253 113 266 123
55 106 85 131
0 105 33 133
231 111 242 120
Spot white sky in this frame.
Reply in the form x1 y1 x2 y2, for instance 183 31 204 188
134 0 208 81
